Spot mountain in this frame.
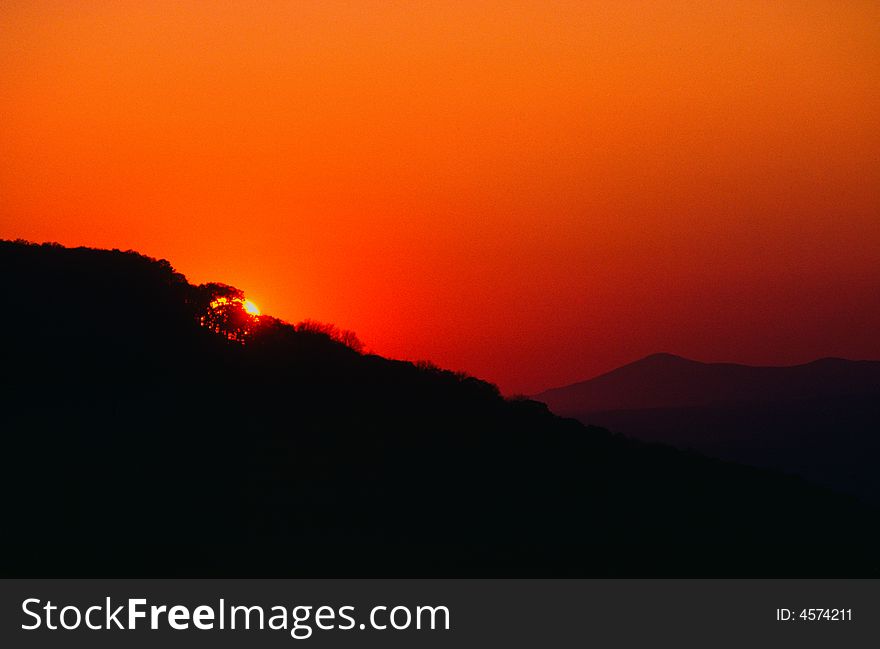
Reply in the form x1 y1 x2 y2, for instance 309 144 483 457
2 240 878 577
536 353 880 412
536 354 880 501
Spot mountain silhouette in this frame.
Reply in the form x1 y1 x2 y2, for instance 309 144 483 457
536 353 880 412
536 354 880 502
2 240 878 577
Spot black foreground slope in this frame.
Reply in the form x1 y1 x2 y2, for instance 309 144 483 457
1 240 877 576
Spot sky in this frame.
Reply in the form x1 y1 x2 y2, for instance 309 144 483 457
2 1 879 394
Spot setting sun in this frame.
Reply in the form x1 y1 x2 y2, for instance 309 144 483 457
243 299 260 316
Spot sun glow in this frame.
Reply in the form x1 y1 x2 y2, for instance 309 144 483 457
207 295 261 316
243 299 261 316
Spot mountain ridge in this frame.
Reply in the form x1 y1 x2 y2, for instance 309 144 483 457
535 352 880 503
536 353 880 412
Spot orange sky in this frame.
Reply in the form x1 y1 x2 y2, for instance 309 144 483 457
2 1 879 393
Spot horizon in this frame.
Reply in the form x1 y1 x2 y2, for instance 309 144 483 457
10 237 880 396
538 351 880 393
2 1 879 394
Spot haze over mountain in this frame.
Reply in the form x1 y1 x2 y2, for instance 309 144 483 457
536 354 880 501
3 240 878 576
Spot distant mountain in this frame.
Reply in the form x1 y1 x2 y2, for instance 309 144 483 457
536 353 880 412
536 354 880 501
2 240 878 577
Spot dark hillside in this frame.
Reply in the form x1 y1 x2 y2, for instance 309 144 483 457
1 240 877 576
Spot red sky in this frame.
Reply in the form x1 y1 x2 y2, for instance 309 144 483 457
2 1 879 394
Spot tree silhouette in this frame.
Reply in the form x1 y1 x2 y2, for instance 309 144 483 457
296 319 364 352
195 282 259 342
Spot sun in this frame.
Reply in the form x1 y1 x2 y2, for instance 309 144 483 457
243 299 261 316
